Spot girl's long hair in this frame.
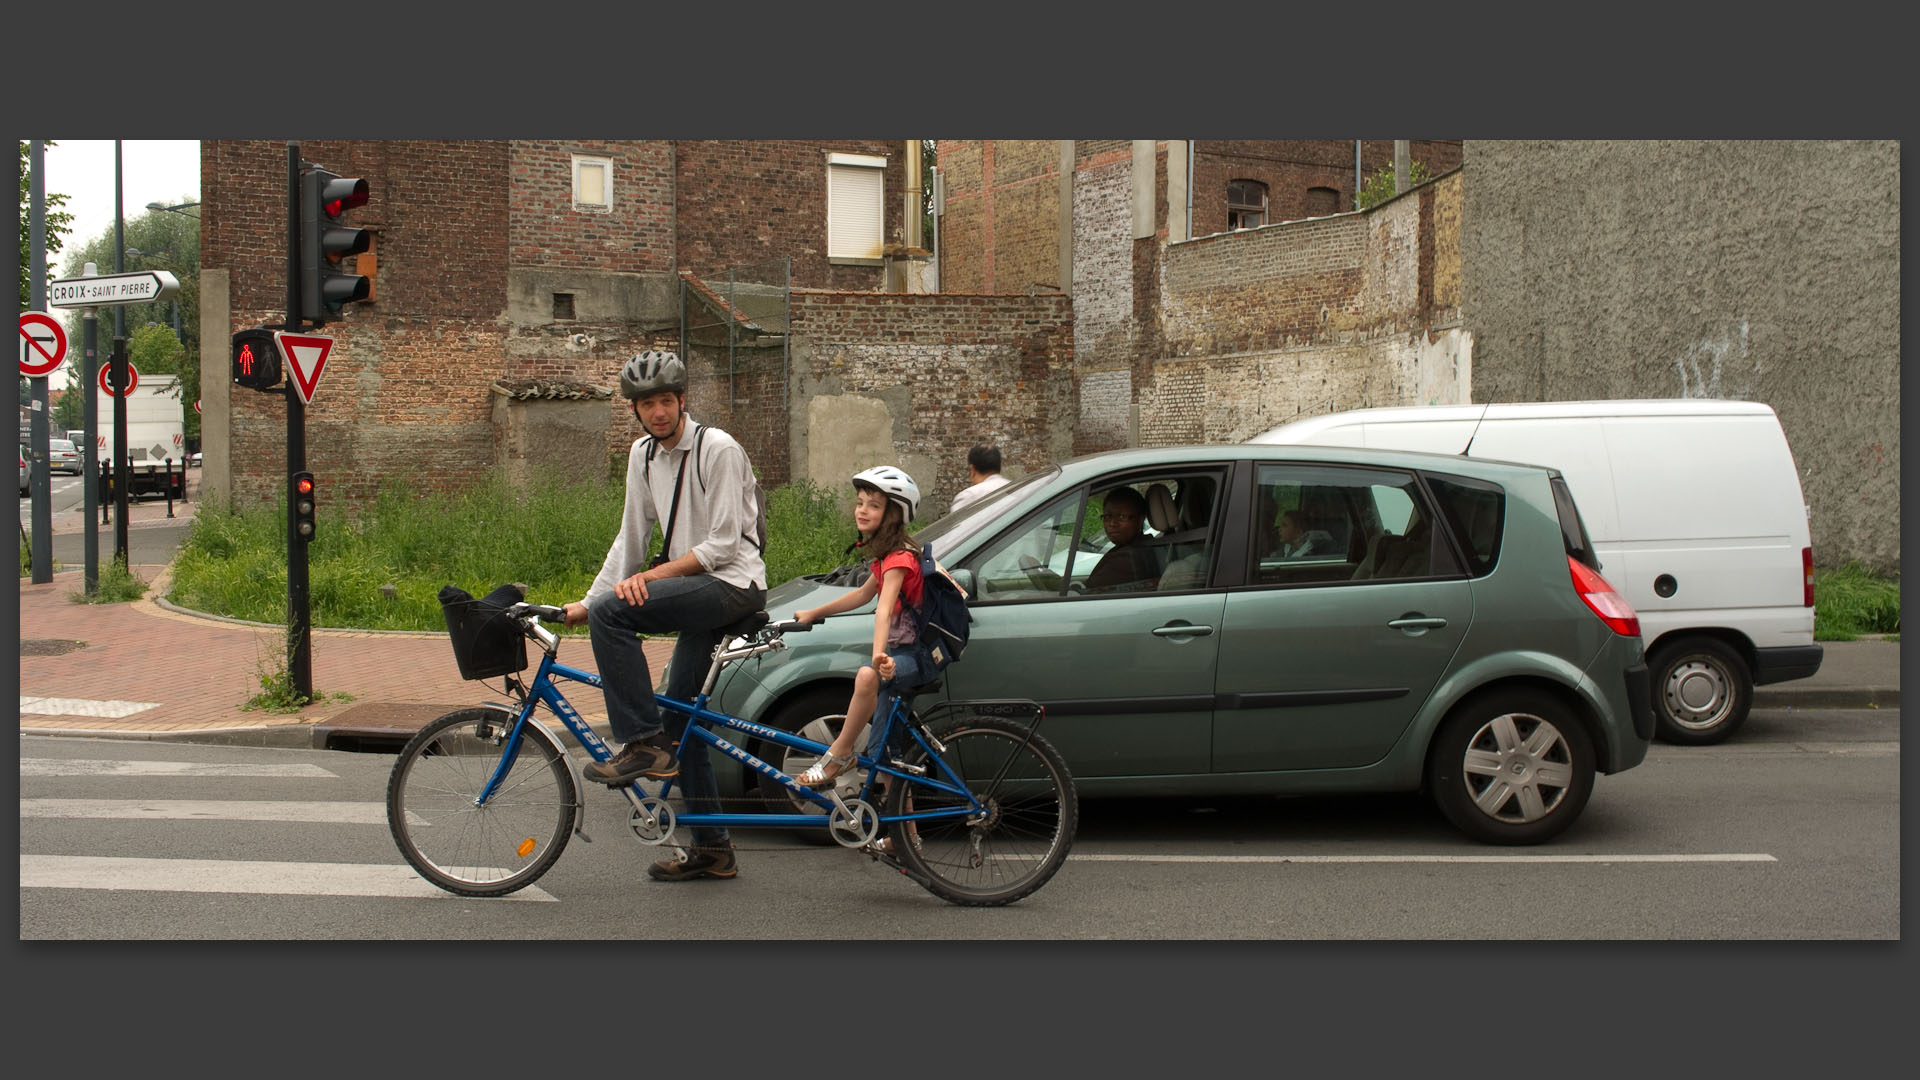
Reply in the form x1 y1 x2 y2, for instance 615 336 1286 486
849 483 921 562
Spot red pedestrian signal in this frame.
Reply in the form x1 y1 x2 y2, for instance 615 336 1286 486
232 328 282 391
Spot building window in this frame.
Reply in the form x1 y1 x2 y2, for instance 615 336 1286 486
572 154 612 212
827 152 887 260
1305 186 1340 217
1227 179 1267 230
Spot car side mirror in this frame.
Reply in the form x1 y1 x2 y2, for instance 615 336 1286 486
948 568 975 599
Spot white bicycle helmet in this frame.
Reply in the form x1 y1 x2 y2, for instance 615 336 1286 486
852 465 921 523
620 350 686 399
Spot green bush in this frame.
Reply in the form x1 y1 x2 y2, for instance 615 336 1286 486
1814 562 1900 641
167 469 856 631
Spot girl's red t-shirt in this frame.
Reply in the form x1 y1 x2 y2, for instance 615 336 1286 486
873 547 924 646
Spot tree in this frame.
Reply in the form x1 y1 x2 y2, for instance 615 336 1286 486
1354 160 1434 211
922 138 937 251
59 198 201 443
18 141 74 311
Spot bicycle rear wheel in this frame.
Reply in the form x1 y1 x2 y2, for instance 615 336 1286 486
387 707 578 897
886 714 1077 907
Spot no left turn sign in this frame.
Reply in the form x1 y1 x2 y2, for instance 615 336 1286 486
19 311 68 378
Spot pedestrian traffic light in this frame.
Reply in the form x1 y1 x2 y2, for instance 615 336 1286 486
292 472 317 541
299 166 372 325
231 328 282 391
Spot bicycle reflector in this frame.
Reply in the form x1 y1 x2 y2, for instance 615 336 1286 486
292 472 317 541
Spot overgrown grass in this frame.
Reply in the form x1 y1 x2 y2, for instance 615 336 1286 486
68 560 147 604
168 471 856 632
1814 561 1900 642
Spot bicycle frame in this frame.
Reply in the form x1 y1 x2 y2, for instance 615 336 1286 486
477 616 993 841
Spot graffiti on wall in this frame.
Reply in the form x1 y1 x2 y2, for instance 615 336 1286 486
1675 320 1755 399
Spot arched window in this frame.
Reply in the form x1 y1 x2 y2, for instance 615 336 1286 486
1227 180 1268 230
1305 186 1340 217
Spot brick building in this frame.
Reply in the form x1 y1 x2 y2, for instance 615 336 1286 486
198 139 1074 516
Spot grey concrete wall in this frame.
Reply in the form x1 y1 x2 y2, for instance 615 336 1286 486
1460 140 1900 573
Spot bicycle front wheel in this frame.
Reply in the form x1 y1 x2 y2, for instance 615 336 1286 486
886 714 1077 907
387 708 578 897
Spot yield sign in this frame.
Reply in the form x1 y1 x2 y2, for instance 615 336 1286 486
274 332 335 405
20 311 68 378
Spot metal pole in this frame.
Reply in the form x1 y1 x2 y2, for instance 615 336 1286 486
111 336 129 567
28 140 52 582
286 142 312 701
82 294 99 594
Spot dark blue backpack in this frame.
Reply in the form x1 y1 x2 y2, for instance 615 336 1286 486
913 541 971 671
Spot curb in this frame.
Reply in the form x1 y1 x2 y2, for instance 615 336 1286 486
1752 687 1899 710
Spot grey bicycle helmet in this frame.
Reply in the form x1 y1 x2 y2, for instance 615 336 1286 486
852 465 921 523
620 349 686 399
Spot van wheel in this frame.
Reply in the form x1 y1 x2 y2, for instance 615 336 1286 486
1426 689 1595 845
1649 637 1752 745
751 687 854 845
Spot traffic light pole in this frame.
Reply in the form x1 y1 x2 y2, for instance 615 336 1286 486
285 141 313 702
110 335 130 567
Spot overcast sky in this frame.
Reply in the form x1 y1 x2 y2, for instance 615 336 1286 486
28 140 201 285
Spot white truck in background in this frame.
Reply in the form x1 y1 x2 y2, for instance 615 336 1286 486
96 374 187 500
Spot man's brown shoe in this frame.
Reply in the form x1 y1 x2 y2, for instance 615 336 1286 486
648 843 738 881
581 738 677 785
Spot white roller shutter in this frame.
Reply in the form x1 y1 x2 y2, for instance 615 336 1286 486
827 161 885 258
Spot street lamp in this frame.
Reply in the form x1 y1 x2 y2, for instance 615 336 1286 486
146 200 200 218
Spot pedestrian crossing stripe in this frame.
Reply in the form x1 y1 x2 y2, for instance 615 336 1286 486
20 759 336 778
20 799 418 826
19 855 557 902
20 696 161 718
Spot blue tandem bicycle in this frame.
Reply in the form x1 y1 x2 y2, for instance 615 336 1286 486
385 595 1077 907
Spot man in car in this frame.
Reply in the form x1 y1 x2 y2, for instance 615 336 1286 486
1085 486 1160 592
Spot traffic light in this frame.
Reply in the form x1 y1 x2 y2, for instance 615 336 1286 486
299 166 372 325
292 472 317 541
231 328 283 390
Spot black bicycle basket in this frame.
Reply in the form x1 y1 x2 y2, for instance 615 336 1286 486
439 583 530 681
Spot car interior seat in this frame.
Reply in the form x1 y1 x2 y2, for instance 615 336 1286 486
1145 483 1178 536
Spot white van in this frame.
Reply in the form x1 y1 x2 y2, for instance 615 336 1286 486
1251 400 1822 744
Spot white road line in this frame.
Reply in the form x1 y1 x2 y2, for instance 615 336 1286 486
19 855 556 902
1068 853 1778 864
19 696 162 718
21 799 410 826
20 759 336 778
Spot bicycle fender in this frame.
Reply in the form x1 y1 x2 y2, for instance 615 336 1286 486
477 702 592 844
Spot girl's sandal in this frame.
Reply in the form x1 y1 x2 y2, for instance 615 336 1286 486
797 752 855 788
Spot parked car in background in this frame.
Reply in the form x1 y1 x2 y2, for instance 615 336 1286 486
1252 400 1821 745
46 438 81 475
710 443 1654 845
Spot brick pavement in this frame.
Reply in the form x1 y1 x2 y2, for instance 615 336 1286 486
18 560 677 747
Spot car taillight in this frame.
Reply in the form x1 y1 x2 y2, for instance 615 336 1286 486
1569 555 1639 637
1803 546 1815 608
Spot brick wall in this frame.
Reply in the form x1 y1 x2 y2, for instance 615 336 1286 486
787 290 1075 507
204 140 514 509
509 141 674 271
676 140 905 290
1188 140 1462 236
1142 171 1469 447
934 140 1064 295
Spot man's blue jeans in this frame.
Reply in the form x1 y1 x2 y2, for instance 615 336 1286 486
588 574 764 847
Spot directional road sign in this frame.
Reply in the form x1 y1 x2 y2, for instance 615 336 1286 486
20 311 68 378
99 360 139 397
275 332 335 405
47 270 181 309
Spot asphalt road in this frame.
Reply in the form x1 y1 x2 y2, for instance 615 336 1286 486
19 704 1898 940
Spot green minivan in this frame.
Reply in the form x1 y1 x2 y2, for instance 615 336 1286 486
709 443 1654 845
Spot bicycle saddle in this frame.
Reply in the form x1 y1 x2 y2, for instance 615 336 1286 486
721 611 771 637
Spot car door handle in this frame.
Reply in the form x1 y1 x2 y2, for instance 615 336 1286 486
1387 615 1448 633
1152 623 1215 638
